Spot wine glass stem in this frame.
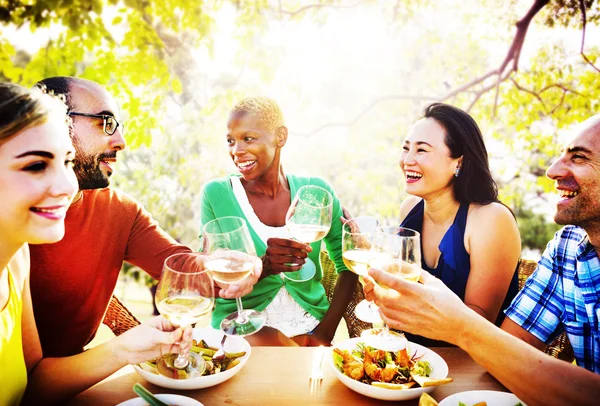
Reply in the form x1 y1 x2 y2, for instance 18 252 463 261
235 297 248 324
173 324 190 369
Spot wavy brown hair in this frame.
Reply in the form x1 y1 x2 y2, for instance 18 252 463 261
0 82 69 144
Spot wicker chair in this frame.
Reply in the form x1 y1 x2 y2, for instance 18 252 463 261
320 250 372 338
102 294 141 336
517 259 574 362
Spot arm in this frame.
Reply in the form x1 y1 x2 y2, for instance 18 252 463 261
125 201 191 280
366 269 600 406
308 179 358 345
199 181 260 298
501 235 565 350
22 275 189 405
501 317 547 350
463 203 521 321
308 270 357 345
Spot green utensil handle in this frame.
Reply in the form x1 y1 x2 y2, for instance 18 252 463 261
132 383 170 406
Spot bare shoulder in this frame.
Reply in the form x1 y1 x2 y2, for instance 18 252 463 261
467 202 518 237
399 196 422 222
469 201 514 221
8 244 30 290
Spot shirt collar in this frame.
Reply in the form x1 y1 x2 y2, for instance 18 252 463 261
576 232 595 259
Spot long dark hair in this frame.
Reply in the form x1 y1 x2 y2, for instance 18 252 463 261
423 102 498 205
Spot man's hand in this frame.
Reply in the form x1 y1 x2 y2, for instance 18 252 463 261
366 267 470 345
261 237 312 277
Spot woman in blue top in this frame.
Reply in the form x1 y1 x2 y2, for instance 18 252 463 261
395 103 521 346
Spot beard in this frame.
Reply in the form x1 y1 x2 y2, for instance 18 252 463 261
73 151 115 190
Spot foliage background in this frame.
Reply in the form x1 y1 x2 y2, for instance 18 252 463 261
2 0 599 284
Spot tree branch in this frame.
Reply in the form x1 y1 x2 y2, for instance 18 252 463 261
281 0 365 17
579 0 600 73
392 0 402 23
293 94 437 136
509 78 550 114
294 0 551 134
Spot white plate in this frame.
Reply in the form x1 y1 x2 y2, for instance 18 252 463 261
134 327 251 390
439 390 525 406
117 394 203 405
328 337 449 401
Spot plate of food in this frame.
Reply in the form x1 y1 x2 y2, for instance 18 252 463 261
437 390 525 406
134 327 251 390
117 393 204 406
329 334 452 401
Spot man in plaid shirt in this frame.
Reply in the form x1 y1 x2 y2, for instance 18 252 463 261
503 115 600 373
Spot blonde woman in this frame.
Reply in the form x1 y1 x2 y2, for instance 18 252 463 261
0 83 190 405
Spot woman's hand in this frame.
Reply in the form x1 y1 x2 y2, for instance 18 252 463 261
112 316 193 365
366 268 469 345
292 331 332 347
217 255 262 299
261 237 312 277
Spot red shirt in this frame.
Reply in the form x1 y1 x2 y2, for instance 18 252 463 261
29 188 190 357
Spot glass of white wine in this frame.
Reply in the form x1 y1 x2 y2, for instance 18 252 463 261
155 252 214 379
284 185 333 282
203 216 265 336
341 216 383 323
362 226 421 351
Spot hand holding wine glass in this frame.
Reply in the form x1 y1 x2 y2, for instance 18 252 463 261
203 216 265 336
283 185 333 282
341 216 382 323
154 252 214 379
362 226 421 351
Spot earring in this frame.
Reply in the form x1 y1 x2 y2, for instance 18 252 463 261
454 167 461 177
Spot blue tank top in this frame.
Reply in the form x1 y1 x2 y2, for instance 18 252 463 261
399 199 519 346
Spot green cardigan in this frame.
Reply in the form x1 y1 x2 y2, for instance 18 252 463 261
200 174 349 329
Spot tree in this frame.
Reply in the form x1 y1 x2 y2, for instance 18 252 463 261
1 0 598 259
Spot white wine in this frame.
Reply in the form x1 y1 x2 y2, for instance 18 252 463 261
368 257 421 288
157 295 213 327
342 249 372 276
287 223 329 242
205 251 256 284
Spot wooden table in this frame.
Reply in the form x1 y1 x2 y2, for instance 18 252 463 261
67 347 505 405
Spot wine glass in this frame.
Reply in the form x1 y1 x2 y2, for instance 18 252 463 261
341 216 382 323
155 252 214 379
363 226 421 351
203 216 265 336
284 185 333 282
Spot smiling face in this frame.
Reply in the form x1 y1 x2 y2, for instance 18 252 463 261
226 111 286 182
0 116 78 246
400 117 461 200
68 80 126 190
546 116 600 228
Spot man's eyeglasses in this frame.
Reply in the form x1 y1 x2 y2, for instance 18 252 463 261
67 112 124 136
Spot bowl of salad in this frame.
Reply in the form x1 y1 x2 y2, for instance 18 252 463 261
134 327 251 390
438 390 525 406
329 334 451 401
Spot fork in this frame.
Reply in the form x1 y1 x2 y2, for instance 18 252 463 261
309 346 325 395
212 335 227 362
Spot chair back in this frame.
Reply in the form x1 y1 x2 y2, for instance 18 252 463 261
517 259 574 362
320 250 372 338
102 295 141 336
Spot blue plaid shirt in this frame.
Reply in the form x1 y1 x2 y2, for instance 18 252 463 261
505 225 600 373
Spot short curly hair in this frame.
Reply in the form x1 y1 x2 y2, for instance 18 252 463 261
230 96 284 133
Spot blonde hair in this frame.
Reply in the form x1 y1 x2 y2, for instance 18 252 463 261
230 96 284 133
0 82 69 143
